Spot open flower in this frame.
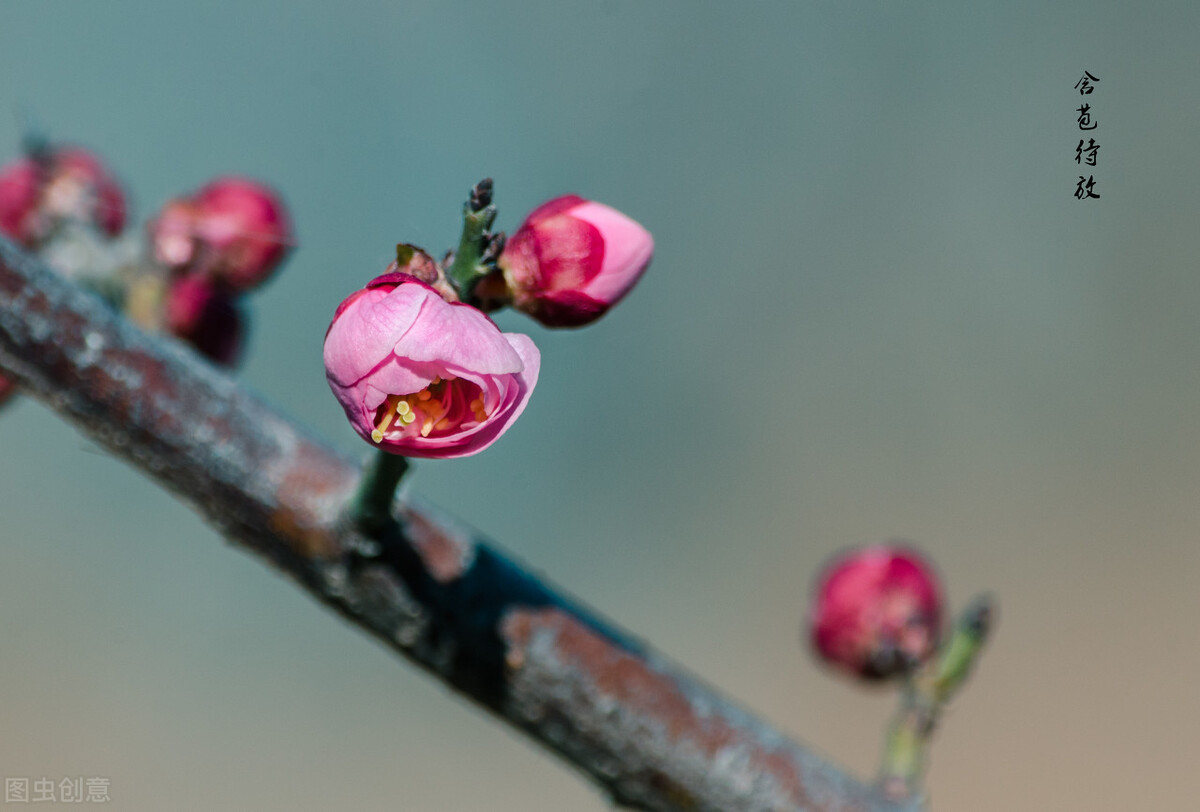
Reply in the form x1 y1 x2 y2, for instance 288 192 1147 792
809 543 944 681
0 147 126 247
498 195 653 327
149 176 292 292
324 273 539 458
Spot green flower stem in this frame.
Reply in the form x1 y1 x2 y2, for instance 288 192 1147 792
878 593 995 801
445 187 498 299
931 593 994 702
350 449 409 536
879 688 934 802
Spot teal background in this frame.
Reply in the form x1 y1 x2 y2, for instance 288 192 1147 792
3 2 1199 809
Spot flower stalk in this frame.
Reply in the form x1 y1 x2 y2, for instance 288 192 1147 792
878 594 995 800
350 448 410 536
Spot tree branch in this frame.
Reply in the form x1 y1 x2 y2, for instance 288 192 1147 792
0 235 920 812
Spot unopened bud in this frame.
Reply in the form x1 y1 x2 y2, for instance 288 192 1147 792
808 543 944 681
164 273 245 367
498 195 653 328
0 146 127 248
149 176 292 293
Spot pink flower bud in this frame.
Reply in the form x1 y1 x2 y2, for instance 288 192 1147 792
164 273 245 367
149 199 200 268
809 544 944 681
324 273 539 459
0 147 126 247
149 176 292 292
499 195 653 327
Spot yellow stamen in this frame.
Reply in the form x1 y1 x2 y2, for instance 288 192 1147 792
371 397 400 443
375 377 484 440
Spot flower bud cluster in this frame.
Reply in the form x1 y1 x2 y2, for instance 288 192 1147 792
0 142 657 464
0 145 129 405
146 177 293 366
0 141 294 375
324 182 654 459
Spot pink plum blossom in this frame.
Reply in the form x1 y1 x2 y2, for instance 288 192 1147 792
809 543 944 681
0 147 126 247
324 273 539 459
499 195 653 327
149 176 292 292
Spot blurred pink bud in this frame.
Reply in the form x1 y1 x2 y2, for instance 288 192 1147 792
149 176 292 292
809 543 944 681
324 273 539 458
164 273 245 367
0 147 126 247
149 199 200 268
499 195 653 327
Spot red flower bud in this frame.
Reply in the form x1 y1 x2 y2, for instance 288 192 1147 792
149 176 292 293
0 374 16 407
164 273 245 367
0 147 126 247
809 543 944 681
498 195 653 327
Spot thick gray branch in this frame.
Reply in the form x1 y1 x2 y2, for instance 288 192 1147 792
0 236 920 812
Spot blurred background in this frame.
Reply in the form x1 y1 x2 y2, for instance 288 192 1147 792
2 2 1198 809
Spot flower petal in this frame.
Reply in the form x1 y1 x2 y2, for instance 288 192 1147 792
570 200 654 304
323 285 426 386
392 297 523 375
